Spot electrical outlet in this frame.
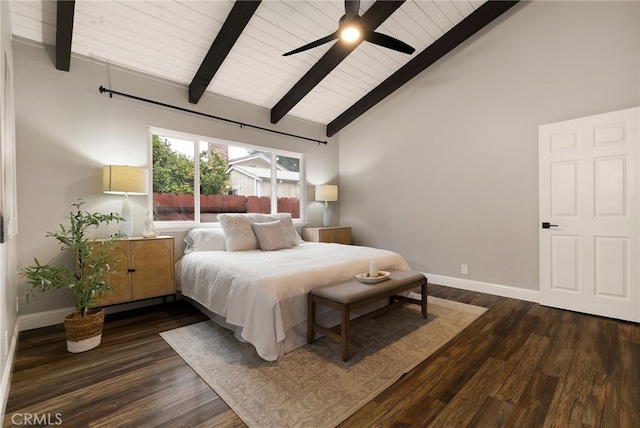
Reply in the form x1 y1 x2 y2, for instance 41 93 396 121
4 331 8 356
16 296 19 312
461 264 469 275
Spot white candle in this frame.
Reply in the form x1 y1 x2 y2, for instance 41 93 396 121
369 261 379 277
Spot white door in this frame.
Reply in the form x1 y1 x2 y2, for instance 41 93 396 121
539 107 639 322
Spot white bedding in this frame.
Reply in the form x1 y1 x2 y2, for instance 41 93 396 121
179 242 411 360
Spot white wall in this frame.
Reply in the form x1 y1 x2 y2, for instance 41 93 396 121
0 0 17 420
339 1 639 295
13 40 338 317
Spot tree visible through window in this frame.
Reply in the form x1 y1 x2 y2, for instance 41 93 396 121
152 135 229 196
151 132 303 224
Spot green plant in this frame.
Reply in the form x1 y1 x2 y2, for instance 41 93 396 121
21 201 124 317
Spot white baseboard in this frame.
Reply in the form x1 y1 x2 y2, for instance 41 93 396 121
1 320 20 423
18 277 536 330
426 273 540 303
18 307 76 332
18 297 173 332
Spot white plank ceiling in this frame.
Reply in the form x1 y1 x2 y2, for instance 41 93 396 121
10 0 486 126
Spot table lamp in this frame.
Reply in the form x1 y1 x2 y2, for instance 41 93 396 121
103 165 148 237
315 184 338 228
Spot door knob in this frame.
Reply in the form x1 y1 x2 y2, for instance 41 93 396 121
541 222 558 229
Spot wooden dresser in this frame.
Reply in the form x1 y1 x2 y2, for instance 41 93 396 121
302 226 351 245
93 236 175 306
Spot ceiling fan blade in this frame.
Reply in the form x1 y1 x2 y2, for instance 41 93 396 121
344 0 360 20
366 31 415 54
283 32 339 56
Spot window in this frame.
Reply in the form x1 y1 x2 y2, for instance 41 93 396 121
150 130 304 226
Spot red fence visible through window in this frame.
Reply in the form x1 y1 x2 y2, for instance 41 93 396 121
153 193 300 221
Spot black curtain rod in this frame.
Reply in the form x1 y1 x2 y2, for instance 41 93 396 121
98 86 328 145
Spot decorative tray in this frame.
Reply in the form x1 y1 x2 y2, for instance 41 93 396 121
356 271 391 284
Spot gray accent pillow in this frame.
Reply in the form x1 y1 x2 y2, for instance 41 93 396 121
263 213 301 246
252 220 292 251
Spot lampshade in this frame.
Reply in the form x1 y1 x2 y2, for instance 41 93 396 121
315 185 338 202
103 165 148 195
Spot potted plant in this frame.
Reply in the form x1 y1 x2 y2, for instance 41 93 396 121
21 201 124 353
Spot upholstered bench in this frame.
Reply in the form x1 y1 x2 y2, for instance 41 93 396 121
308 269 427 361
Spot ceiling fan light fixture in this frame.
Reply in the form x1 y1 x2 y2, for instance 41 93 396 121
340 25 361 43
283 0 414 56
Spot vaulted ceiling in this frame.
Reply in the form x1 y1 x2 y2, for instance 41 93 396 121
9 0 519 137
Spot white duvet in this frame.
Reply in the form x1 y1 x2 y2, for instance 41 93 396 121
179 242 411 360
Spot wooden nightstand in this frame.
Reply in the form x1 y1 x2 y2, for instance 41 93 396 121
93 236 175 306
303 226 351 245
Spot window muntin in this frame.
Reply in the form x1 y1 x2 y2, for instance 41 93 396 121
151 130 303 226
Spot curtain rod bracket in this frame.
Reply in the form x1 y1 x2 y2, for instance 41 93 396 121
98 85 328 145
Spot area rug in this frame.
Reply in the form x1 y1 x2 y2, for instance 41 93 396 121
160 296 487 428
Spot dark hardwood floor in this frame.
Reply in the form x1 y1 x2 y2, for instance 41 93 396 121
4 285 639 427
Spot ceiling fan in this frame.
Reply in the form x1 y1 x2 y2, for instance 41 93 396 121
283 0 415 56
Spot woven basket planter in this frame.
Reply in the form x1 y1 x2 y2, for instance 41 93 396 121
63 308 105 353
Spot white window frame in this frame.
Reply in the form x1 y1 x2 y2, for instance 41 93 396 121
148 127 306 230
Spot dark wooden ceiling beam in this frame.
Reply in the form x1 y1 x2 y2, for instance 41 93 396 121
55 0 75 71
189 0 262 104
326 0 521 137
270 0 406 124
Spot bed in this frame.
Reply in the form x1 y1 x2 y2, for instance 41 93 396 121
178 214 412 361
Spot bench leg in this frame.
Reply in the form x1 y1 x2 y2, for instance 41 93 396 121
308 295 316 344
421 281 428 319
341 306 350 362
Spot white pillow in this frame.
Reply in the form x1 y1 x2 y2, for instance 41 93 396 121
218 214 259 251
263 213 301 246
184 228 226 254
252 220 292 251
